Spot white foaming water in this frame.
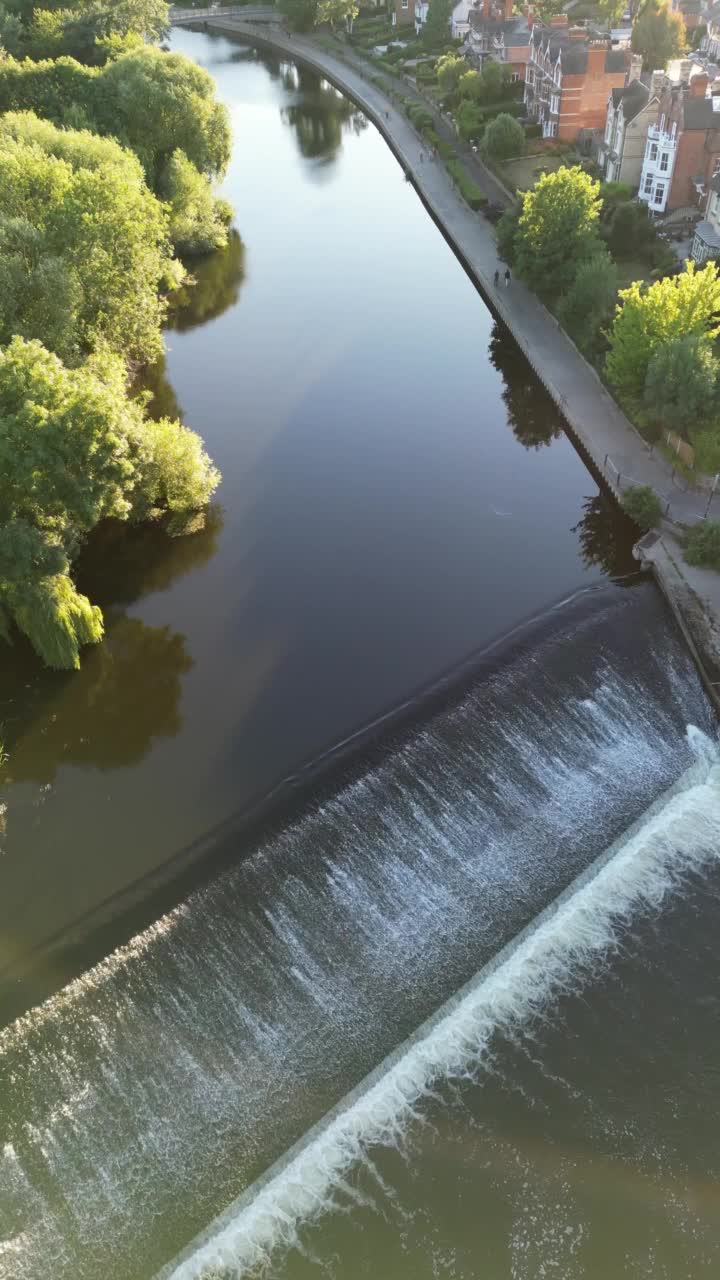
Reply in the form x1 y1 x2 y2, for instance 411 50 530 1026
162 730 720 1280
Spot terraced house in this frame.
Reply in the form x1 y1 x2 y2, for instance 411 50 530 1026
638 72 720 216
523 17 629 140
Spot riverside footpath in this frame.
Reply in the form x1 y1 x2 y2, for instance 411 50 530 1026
178 12 720 701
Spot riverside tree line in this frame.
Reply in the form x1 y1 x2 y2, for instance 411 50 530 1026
0 0 231 669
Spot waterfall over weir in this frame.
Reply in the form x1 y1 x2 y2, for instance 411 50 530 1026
1 584 717 1280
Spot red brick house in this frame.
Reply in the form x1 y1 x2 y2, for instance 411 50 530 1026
523 18 630 140
638 73 720 215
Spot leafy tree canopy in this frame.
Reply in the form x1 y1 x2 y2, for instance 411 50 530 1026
631 0 685 71
556 249 618 358
483 111 524 159
0 336 220 668
0 47 231 187
435 51 464 93
643 333 718 432
0 111 178 364
278 0 319 31
0 0 170 62
606 261 720 398
514 165 603 300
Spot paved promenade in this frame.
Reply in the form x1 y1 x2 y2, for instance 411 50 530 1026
198 16 713 525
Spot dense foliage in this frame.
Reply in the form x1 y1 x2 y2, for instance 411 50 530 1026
513 166 603 301
631 0 685 71
483 112 524 159
0 8 231 668
606 262 720 398
684 519 720 569
556 250 618 358
0 337 220 668
0 111 177 364
0 0 170 62
621 485 663 531
644 334 719 432
0 47 232 252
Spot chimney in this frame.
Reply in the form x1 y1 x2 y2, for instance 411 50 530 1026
650 68 666 97
503 0 513 19
626 53 643 84
689 71 710 97
568 25 586 40
587 44 607 76
679 57 693 83
549 13 568 25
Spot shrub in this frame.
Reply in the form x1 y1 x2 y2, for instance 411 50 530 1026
483 111 525 159
684 519 720 569
524 121 542 139
621 485 663 531
445 157 486 209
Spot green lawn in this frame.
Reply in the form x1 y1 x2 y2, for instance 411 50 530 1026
614 258 654 289
499 150 578 193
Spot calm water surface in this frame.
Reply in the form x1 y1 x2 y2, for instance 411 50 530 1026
0 35 635 984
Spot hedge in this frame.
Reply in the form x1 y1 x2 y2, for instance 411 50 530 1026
445 157 486 209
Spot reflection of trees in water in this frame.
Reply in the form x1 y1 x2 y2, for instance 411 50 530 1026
573 493 640 581
75 505 223 607
278 63 368 162
136 232 246 421
3 619 193 782
489 323 563 451
168 231 246 334
0 509 222 777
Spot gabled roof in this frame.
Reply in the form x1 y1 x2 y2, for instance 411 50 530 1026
610 77 651 121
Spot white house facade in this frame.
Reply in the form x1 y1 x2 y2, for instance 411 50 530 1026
637 118 678 214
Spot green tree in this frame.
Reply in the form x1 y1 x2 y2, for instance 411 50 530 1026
0 336 220 668
643 334 718 432
621 484 663 531
483 111 524 159
278 0 319 31
514 165 603 300
423 0 451 47
0 111 179 364
316 0 358 28
496 200 520 263
631 0 685 71
606 262 720 398
556 250 618 358
456 99 484 141
97 47 231 188
605 199 656 259
435 52 464 94
161 148 232 255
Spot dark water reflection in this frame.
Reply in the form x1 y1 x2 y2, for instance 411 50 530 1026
0 30 639 996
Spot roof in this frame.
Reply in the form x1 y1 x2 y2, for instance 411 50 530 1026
683 95 720 129
530 25 626 74
610 77 650 122
694 217 720 251
468 13 531 42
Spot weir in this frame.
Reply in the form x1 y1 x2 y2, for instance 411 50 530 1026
0 586 717 1280
159 731 720 1279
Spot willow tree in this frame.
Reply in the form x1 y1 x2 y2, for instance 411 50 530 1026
0 337 220 669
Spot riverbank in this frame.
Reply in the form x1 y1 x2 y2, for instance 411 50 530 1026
187 15 720 713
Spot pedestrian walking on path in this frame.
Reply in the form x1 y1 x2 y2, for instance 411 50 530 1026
504 267 511 288
420 150 424 163
493 269 500 287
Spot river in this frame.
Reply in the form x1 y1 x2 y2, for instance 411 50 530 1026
1 27 719 1280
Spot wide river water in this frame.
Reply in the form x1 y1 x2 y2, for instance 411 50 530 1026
1 27 720 1280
